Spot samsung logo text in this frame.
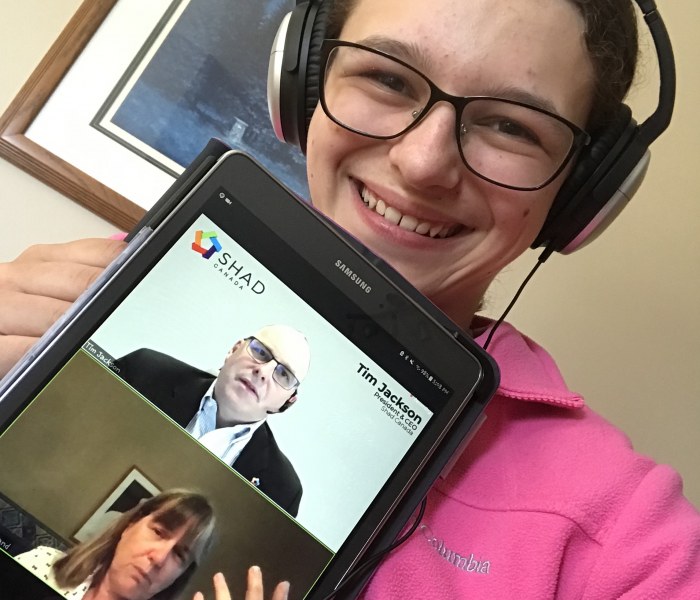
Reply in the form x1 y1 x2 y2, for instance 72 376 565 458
335 260 372 294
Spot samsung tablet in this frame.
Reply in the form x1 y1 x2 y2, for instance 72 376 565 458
0 148 498 599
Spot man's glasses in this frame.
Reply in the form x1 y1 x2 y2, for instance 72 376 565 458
319 40 591 191
245 338 299 390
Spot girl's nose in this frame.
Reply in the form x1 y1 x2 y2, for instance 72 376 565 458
388 103 463 192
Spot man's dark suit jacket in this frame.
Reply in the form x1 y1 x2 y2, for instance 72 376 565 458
114 348 302 516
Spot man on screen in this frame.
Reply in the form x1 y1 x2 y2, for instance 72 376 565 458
114 324 311 517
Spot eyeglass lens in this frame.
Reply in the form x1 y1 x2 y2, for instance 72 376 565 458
246 338 298 389
321 43 579 190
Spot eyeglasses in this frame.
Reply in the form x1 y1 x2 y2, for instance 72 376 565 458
245 338 299 390
319 40 591 191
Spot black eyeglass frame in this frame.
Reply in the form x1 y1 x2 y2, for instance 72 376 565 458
245 337 299 390
318 39 592 192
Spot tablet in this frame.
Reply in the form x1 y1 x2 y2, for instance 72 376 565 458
0 148 498 599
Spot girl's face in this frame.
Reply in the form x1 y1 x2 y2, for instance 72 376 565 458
306 0 595 326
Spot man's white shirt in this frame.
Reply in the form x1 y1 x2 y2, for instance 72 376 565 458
185 380 265 466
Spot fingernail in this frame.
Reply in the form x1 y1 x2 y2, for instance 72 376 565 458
250 565 261 574
281 581 290 600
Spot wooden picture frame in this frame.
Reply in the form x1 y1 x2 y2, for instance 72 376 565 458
0 0 307 231
0 0 143 231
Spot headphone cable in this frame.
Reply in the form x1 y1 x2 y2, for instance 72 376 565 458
482 252 548 351
317 496 428 600
318 250 549 598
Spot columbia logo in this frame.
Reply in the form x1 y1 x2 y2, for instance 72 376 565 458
420 525 491 574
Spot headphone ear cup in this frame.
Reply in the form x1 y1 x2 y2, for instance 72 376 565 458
534 104 642 253
299 1 331 151
267 1 330 152
268 4 311 148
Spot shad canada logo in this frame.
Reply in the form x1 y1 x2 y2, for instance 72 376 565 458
191 230 221 259
191 230 266 294
335 260 372 294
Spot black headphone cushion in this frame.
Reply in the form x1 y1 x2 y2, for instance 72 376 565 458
535 104 634 248
300 1 332 150
554 105 633 212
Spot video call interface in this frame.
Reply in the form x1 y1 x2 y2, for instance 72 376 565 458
0 197 442 598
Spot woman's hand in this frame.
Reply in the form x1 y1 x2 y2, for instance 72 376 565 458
193 568 290 600
0 238 126 377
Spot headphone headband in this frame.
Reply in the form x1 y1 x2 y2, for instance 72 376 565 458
534 0 676 256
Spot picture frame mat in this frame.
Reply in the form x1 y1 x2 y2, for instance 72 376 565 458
0 0 143 231
25 0 177 213
90 0 190 177
0 0 173 230
72 466 161 543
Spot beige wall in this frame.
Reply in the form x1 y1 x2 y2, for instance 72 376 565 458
482 0 700 507
0 0 698 516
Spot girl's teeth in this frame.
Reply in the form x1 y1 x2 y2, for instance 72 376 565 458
361 187 461 238
415 221 431 235
384 206 402 225
399 214 418 231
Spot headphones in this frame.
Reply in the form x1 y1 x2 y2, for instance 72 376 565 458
267 0 676 257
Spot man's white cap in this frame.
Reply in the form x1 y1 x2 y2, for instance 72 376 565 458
255 324 311 382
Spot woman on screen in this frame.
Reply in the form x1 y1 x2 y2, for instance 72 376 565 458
15 489 215 600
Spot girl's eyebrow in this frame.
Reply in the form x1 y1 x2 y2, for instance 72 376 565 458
353 36 434 73
479 85 559 115
348 36 559 116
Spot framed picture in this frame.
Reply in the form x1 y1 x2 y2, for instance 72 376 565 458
72 467 161 543
0 0 306 231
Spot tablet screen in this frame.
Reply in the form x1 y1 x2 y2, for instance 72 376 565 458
0 154 493 599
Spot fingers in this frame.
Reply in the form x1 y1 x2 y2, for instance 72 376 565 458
245 567 289 600
0 285 72 379
2 239 126 300
13 238 126 268
193 572 232 600
0 238 126 378
245 567 263 600
0 335 37 378
194 569 289 600
214 572 232 600
0 290 71 337
271 581 291 600
0 260 106 302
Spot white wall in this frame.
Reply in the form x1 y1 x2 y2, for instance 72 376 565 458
1 1 698 508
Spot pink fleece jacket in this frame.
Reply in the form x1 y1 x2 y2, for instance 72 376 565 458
360 321 700 599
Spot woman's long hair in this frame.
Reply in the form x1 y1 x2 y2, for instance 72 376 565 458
53 489 216 600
